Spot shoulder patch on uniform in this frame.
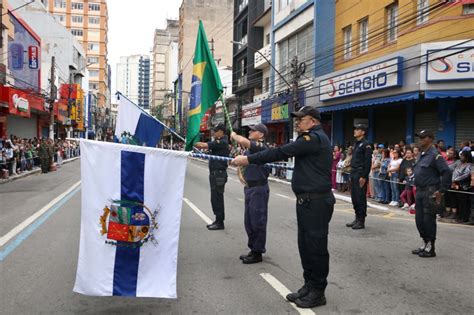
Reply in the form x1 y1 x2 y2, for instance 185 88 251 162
256 141 262 147
366 145 371 149
304 135 311 141
436 154 441 160
216 139 220 144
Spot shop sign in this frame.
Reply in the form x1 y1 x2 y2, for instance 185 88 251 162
320 57 403 101
28 46 39 70
241 102 261 126
426 47 474 82
271 103 288 121
8 90 30 117
12 93 29 112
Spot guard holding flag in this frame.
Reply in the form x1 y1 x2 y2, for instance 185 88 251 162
196 123 230 230
231 123 270 264
232 106 334 309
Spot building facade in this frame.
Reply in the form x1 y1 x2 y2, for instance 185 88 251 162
48 0 110 109
178 0 234 129
116 55 151 109
312 0 474 147
152 19 179 117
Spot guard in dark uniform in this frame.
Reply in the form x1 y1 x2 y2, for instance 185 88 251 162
412 130 451 258
195 123 230 230
231 123 270 264
346 124 372 230
232 106 334 309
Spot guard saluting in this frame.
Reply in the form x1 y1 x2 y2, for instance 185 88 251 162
412 130 451 258
230 123 270 264
195 123 230 230
232 106 334 309
346 124 372 230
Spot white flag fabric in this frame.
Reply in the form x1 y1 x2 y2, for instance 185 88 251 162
74 139 189 298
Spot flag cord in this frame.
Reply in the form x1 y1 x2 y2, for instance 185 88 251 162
190 152 294 170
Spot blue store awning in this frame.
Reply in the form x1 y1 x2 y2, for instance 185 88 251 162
318 91 419 113
425 90 474 99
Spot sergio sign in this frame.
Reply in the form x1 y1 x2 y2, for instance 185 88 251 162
320 57 403 101
426 47 474 82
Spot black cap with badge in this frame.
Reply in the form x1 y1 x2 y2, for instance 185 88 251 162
354 124 368 132
290 105 322 121
213 123 226 132
416 129 434 139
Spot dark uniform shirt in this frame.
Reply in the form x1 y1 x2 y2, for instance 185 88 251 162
350 138 372 179
207 136 230 171
247 125 332 194
243 140 270 184
413 146 451 192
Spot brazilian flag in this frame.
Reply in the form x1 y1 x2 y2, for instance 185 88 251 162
185 20 223 151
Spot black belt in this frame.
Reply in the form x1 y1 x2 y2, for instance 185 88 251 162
210 169 227 174
416 185 438 192
296 191 332 204
246 179 268 188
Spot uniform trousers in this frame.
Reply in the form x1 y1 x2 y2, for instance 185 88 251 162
350 173 368 221
296 193 335 290
415 186 438 241
244 184 269 253
209 170 227 222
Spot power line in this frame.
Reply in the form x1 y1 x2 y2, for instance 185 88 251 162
2 0 34 16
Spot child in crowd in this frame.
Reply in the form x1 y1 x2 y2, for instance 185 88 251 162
400 167 415 209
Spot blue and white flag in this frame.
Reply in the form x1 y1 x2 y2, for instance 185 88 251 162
74 140 189 298
114 93 164 147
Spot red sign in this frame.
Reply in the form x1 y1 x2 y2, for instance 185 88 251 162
0 86 47 117
28 46 39 69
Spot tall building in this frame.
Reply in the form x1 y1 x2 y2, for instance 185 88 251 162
313 0 474 147
152 19 179 114
48 0 109 109
178 0 234 128
116 55 151 109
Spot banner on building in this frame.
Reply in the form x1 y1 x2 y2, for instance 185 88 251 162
426 46 474 82
74 140 189 298
241 102 261 126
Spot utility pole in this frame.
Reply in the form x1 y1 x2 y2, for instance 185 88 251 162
48 56 56 140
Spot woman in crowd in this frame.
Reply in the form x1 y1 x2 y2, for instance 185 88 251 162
413 146 421 162
398 148 416 206
388 149 402 206
342 147 353 192
336 152 346 192
371 144 384 202
332 145 342 190
451 151 472 223
444 147 461 218
378 149 391 204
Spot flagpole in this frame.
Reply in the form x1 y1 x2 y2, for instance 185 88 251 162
116 92 203 152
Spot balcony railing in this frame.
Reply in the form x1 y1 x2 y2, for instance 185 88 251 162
238 0 248 13
254 44 271 70
237 75 247 87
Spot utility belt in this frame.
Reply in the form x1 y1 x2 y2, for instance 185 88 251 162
210 169 227 175
296 191 332 204
416 185 438 192
246 179 268 188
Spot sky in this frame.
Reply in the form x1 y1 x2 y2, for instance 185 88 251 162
108 0 182 96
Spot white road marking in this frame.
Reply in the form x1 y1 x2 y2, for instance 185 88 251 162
260 273 316 315
275 193 295 201
0 181 81 248
183 198 213 225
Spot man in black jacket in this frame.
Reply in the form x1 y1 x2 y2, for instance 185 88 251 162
232 106 334 309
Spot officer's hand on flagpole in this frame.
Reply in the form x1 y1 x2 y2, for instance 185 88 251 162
230 131 238 141
231 155 249 166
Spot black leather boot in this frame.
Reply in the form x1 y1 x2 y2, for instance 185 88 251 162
352 220 365 230
207 221 224 230
206 221 216 228
242 252 262 264
412 239 427 255
295 289 326 308
346 219 357 227
286 284 310 302
419 240 436 258
239 251 252 260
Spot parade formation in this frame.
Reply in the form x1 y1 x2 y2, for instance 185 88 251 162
1 0 473 314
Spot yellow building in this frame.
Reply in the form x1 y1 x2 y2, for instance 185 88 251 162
314 0 474 147
48 0 109 108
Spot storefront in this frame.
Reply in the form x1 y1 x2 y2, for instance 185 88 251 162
313 40 474 148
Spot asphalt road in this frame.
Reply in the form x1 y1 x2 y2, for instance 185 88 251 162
0 158 473 314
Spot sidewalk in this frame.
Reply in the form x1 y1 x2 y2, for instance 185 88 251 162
0 157 80 184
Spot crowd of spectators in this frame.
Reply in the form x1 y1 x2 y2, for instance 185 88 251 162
332 139 474 224
0 135 80 179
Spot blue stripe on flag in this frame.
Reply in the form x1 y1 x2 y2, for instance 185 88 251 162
113 150 145 296
135 113 164 147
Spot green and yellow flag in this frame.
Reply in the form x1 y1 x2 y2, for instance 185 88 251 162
185 20 223 151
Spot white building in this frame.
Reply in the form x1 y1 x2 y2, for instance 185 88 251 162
116 55 151 109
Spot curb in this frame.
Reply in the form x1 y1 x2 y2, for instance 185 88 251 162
0 156 80 185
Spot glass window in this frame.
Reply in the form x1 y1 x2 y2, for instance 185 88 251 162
88 43 100 51
277 0 292 13
88 57 99 64
386 2 398 42
89 70 99 77
463 4 474 15
359 18 369 53
89 83 98 90
417 0 429 25
89 3 100 11
72 15 83 23
55 14 65 22
71 29 83 36
54 0 66 8
343 25 352 59
71 2 83 10
88 17 100 24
